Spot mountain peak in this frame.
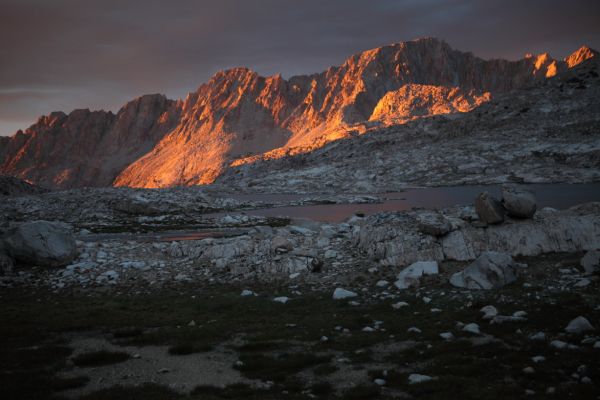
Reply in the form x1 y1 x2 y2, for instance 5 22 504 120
363 37 451 56
211 67 258 81
410 36 448 45
565 45 598 68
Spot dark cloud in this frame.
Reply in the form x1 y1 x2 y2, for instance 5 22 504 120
1 0 599 135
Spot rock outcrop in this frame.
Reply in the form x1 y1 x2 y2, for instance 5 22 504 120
355 204 600 267
1 39 596 189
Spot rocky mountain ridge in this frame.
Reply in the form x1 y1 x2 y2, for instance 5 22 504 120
0 95 180 188
0 38 596 189
216 58 600 193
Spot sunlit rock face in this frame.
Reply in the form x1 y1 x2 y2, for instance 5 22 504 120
113 68 297 187
0 38 596 188
565 46 599 68
369 84 491 125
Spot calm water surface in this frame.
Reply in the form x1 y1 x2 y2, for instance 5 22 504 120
235 183 600 223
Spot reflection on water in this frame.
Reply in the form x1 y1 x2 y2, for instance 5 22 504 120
237 183 600 223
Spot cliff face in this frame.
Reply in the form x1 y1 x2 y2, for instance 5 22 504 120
1 38 596 189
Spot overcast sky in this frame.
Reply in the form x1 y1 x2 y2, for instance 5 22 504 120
1 0 599 136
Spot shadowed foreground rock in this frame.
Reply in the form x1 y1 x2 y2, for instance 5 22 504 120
2 221 77 267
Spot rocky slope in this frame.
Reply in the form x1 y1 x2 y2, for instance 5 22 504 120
216 57 600 193
0 38 596 189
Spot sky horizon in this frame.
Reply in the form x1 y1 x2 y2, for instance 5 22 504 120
1 0 599 136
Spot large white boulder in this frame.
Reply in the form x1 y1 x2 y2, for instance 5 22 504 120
449 251 521 290
2 221 77 267
395 261 439 289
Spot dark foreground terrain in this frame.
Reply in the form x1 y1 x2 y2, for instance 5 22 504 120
1 184 599 399
1 252 599 400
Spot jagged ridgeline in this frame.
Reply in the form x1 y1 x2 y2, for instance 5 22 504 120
0 38 597 189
